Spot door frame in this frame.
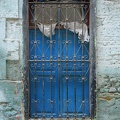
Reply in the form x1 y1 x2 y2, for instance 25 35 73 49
22 0 96 119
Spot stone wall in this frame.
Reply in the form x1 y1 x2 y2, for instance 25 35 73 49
0 0 24 119
0 0 120 120
96 0 120 120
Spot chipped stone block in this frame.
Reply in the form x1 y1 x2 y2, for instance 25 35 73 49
0 81 23 102
0 0 18 18
96 75 109 87
6 19 22 39
109 87 117 93
0 18 6 58
0 91 6 102
0 81 23 119
3 39 19 60
100 88 109 93
117 87 120 93
0 18 6 39
97 96 120 120
0 37 6 80
97 75 120 94
0 38 20 79
110 78 118 83
6 60 21 80
0 60 6 80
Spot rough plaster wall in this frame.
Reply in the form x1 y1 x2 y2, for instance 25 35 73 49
0 0 24 119
0 0 120 120
96 0 120 120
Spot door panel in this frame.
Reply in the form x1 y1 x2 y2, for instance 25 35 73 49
29 29 90 118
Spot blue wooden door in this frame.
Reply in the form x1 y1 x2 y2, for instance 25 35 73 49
29 29 90 118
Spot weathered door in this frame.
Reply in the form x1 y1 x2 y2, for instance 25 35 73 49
29 29 90 118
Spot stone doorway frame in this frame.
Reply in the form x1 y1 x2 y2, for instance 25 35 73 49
22 0 96 119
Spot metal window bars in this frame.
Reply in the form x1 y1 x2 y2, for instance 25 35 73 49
25 0 96 119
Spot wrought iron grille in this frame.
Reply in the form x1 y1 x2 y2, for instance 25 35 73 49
27 0 95 119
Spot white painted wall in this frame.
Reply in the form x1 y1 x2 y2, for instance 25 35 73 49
0 0 24 119
96 0 120 120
